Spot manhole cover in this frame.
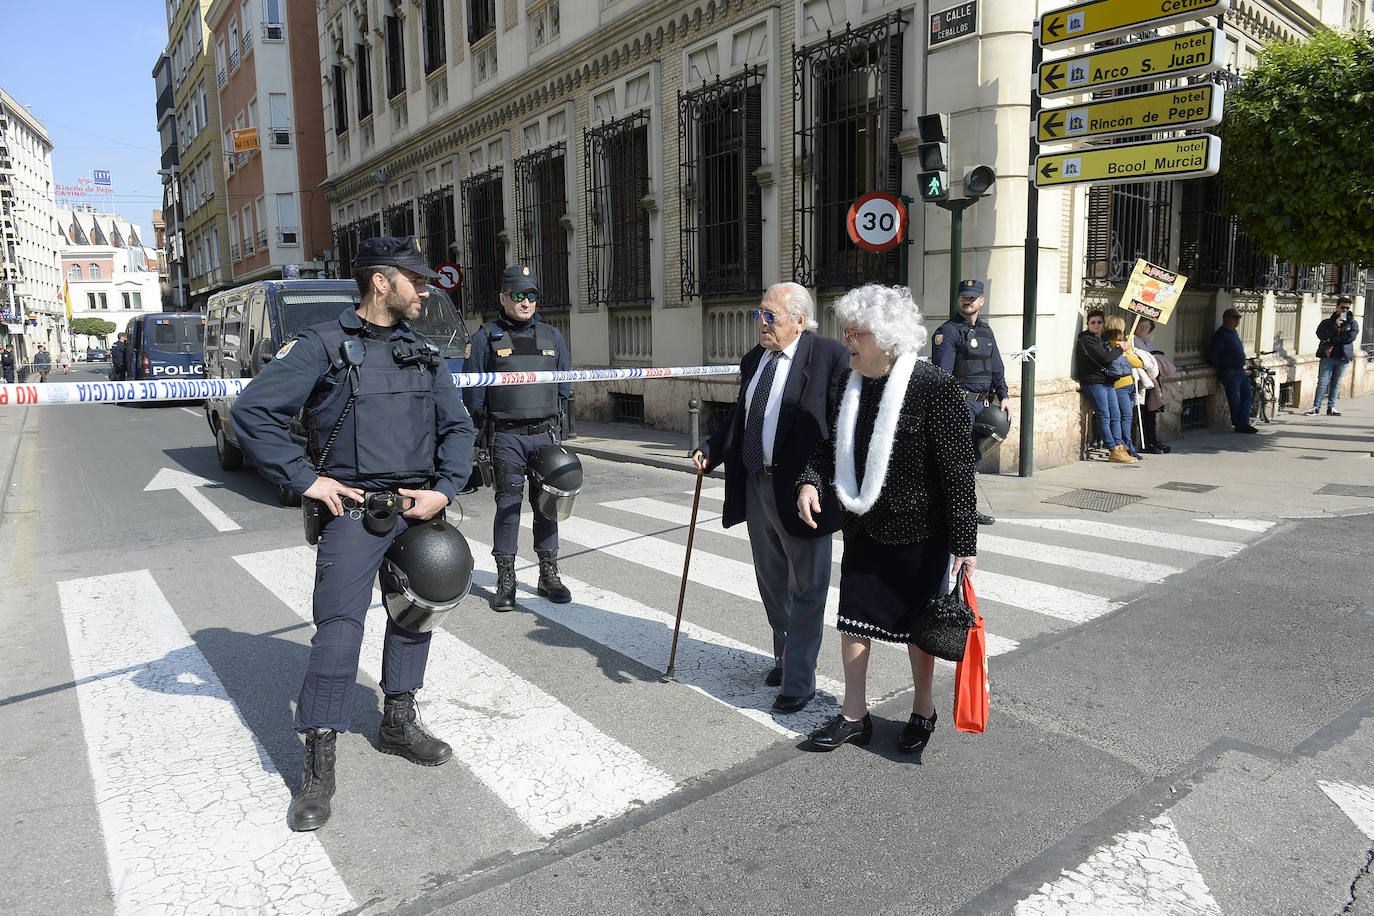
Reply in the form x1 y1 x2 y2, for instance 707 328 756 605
1043 488 1145 512
1156 481 1218 493
1315 484 1374 498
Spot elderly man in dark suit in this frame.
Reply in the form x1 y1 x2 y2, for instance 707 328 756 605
692 282 850 714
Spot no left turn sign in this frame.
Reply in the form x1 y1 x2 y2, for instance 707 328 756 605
435 263 463 291
846 192 908 253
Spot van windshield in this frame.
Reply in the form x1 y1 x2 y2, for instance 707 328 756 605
147 316 206 351
408 288 469 358
279 290 360 340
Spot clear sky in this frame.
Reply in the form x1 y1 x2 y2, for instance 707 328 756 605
2 1 170 232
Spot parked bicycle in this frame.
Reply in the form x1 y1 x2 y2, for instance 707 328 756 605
1246 350 1279 423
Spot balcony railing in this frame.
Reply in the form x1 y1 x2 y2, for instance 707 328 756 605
229 49 239 71
242 29 253 55
230 243 240 261
256 229 268 249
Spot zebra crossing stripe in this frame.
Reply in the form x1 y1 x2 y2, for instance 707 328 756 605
1319 780 1374 840
234 547 676 839
1196 518 1275 532
974 570 1121 624
1000 518 1246 557
56 570 354 915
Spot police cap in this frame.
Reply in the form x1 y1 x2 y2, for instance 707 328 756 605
354 235 440 279
501 264 539 292
958 279 984 298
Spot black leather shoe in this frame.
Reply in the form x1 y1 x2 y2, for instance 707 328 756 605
898 710 937 759
772 691 815 714
1144 443 1168 455
765 666 783 688
809 713 873 750
491 555 517 612
976 513 995 526
1235 424 1259 434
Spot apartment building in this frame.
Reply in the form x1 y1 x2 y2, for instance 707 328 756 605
58 207 163 352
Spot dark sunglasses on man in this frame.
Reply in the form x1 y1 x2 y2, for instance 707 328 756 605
506 290 538 302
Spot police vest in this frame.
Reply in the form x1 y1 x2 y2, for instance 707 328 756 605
951 322 999 393
482 320 560 422
305 320 439 487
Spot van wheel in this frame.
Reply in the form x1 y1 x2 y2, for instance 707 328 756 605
276 483 301 507
216 425 244 471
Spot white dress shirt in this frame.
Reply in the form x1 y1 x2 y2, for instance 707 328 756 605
743 335 800 467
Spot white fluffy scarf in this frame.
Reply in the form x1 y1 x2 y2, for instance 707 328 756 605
834 352 917 514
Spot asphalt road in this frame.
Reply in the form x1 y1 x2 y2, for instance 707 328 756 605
0 382 1370 915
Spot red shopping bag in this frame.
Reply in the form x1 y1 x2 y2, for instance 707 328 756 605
953 573 989 733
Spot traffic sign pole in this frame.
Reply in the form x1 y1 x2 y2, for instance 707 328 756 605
1020 33 1043 478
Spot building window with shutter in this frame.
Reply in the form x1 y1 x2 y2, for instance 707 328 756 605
1083 182 1173 286
679 67 763 300
420 186 456 272
383 201 415 237
386 16 406 98
332 65 349 136
793 14 905 291
515 142 571 311
423 0 446 73
468 0 496 44
584 111 652 306
356 43 373 120
462 167 506 311
1177 175 1267 291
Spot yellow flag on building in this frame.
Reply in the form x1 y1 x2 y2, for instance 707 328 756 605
63 279 73 322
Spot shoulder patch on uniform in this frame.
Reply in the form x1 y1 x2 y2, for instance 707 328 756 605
542 349 556 357
933 333 943 346
495 347 514 358
275 340 298 360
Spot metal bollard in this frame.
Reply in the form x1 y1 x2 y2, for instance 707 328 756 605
564 391 577 439
688 399 700 455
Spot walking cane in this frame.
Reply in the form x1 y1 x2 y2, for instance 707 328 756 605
665 467 705 680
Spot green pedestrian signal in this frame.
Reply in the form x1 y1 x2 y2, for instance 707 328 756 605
919 171 948 201
916 113 950 202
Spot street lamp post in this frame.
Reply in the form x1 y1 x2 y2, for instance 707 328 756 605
156 167 185 309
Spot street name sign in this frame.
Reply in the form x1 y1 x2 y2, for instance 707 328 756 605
1038 28 1224 97
1040 0 1232 48
1038 84 1223 143
929 2 977 48
1034 134 1220 188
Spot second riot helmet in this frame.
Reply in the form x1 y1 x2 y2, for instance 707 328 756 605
972 404 1011 444
380 519 473 633
527 444 583 521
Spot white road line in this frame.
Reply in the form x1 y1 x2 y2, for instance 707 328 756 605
971 571 1121 624
1195 517 1275 532
1000 518 1245 557
57 570 353 916
144 467 242 532
236 547 676 839
178 406 200 416
468 541 845 737
1319 780 1374 840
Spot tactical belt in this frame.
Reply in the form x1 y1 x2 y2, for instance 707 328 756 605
493 417 557 435
963 388 992 403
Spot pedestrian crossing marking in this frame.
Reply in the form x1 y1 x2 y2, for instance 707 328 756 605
235 547 677 839
1319 780 1374 840
57 570 354 915
1000 518 1246 557
1196 518 1275 533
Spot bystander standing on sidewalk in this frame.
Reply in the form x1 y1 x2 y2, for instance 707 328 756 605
1305 296 1359 417
34 345 51 382
1132 318 1176 454
1 344 15 384
1209 308 1258 434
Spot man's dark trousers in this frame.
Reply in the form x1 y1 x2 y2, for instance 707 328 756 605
1218 368 1252 427
491 429 559 555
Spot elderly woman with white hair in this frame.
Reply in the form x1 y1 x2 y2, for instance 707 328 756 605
796 284 978 758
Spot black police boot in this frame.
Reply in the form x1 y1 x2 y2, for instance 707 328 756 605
536 550 572 603
288 728 337 832
378 691 452 767
491 555 517 612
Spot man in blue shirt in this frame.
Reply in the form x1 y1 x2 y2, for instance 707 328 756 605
1208 307 1257 433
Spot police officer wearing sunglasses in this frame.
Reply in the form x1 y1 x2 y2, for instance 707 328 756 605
463 265 574 611
231 236 476 832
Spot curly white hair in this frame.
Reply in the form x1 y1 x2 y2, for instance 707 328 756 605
833 284 927 356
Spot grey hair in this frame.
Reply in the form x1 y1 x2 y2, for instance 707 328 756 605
833 284 927 356
764 282 818 330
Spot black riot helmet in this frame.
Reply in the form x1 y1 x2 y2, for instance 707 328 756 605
380 519 473 633
973 404 1011 444
527 444 583 521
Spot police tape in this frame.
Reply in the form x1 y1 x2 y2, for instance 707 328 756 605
0 365 744 406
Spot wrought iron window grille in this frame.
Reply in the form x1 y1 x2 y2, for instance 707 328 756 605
792 13 906 291
382 201 415 238
678 66 763 301
514 142 571 311
462 167 506 312
419 185 456 270
584 110 653 307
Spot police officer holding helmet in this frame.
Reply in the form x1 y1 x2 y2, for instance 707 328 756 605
932 279 1009 526
231 235 476 832
464 264 577 611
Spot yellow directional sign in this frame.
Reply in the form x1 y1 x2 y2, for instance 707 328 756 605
1038 28 1223 98
1040 0 1231 48
1034 135 1221 188
1039 84 1224 144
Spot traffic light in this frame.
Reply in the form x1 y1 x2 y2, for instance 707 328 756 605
962 165 996 198
916 113 950 202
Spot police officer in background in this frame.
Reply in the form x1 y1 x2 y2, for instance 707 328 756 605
231 236 475 832
932 279 1009 526
463 264 573 611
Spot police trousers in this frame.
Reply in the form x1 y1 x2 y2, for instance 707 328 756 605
491 427 559 557
295 511 432 733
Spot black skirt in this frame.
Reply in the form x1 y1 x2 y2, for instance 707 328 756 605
837 527 951 644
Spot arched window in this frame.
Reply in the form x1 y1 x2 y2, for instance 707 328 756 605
69 264 82 280
89 264 101 280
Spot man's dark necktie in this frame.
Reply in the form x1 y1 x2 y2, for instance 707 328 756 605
743 351 780 474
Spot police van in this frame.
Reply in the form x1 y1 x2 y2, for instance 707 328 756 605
203 279 469 502
124 312 207 381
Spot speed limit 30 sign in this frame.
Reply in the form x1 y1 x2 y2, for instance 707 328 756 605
846 192 908 253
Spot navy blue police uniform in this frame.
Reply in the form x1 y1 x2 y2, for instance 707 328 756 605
932 279 1007 472
230 238 474 740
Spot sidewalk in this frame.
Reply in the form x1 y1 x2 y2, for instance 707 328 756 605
566 394 1374 520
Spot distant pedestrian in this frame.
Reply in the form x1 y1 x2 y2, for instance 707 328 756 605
1208 308 1257 433
1103 316 1144 460
59 351 71 373
1 345 14 384
110 333 129 382
34 345 51 382
1305 296 1359 417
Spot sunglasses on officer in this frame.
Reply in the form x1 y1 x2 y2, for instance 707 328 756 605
504 289 538 302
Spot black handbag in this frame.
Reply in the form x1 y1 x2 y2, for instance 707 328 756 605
915 569 976 662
